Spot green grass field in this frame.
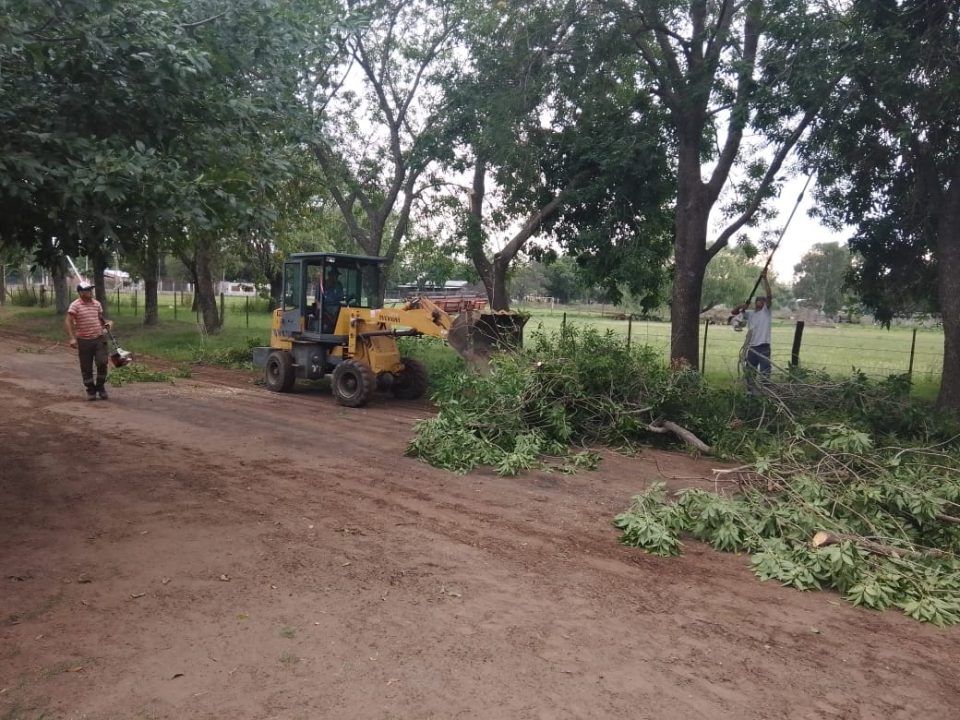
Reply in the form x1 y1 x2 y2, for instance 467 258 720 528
1 292 944 397
521 308 944 381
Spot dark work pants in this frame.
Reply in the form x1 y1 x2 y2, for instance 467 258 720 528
77 337 108 390
746 343 771 377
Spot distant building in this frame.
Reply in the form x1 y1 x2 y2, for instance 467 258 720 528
216 281 260 297
395 280 472 296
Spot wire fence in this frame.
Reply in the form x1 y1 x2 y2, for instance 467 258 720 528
528 309 945 386
3 285 945 387
97 293 954 385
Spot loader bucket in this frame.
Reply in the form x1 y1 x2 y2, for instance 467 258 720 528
448 310 529 372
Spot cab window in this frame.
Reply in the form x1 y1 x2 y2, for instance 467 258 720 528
283 263 301 310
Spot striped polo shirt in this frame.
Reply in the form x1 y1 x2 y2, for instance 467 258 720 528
68 298 105 339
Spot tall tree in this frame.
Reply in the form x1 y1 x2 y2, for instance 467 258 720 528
793 241 851 316
603 0 840 367
802 0 960 410
0 0 326 329
443 0 673 311
308 0 456 298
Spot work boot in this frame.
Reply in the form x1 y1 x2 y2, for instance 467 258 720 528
96 383 109 401
85 384 97 401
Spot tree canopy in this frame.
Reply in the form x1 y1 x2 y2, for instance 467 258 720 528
801 0 960 409
793 241 851 316
3 0 960 408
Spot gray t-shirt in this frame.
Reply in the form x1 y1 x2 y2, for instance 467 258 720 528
745 306 772 346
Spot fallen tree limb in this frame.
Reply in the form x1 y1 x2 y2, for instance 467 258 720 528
811 531 946 559
647 421 712 455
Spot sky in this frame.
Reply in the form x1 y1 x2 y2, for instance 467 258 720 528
750 174 852 283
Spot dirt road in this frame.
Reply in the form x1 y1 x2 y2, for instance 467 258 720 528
1 329 957 720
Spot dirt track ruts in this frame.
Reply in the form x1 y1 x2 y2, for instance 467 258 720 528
1 327 958 720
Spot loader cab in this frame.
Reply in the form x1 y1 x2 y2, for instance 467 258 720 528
280 252 385 337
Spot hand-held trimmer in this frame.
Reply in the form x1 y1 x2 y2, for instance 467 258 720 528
105 326 133 367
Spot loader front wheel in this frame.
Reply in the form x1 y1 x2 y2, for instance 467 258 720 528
392 357 429 400
332 360 376 407
265 351 296 392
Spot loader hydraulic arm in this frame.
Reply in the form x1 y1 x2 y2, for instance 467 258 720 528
361 296 454 338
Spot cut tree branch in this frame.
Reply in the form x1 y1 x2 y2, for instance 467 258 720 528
811 531 946 559
647 421 713 454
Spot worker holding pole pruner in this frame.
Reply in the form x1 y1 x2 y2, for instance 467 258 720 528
727 171 814 391
730 271 773 390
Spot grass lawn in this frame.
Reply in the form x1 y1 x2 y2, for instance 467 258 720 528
0 293 270 364
1 293 944 398
519 308 944 397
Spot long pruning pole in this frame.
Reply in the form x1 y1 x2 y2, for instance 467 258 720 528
734 170 816 380
743 171 816 305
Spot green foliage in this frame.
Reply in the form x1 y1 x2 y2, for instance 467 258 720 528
793 242 854 316
408 325 724 474
615 417 960 625
701 246 766 310
613 483 684 557
108 363 191 386
192 338 261 369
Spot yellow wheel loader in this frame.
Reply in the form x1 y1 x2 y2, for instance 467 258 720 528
252 252 527 407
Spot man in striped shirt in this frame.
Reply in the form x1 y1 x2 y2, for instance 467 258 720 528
64 282 113 400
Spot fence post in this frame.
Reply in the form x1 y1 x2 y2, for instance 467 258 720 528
626 314 633 349
116 286 121 314
245 296 250 328
908 327 918 378
173 284 178 320
133 289 138 317
219 292 225 325
562 312 567 333
700 319 710 373
791 321 805 368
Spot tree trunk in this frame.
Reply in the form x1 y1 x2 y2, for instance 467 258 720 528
670 149 710 368
935 189 960 412
490 255 511 311
52 256 70 314
195 240 221 333
143 237 159 327
89 249 108 308
268 271 282 311
465 158 496 303
176 250 201 313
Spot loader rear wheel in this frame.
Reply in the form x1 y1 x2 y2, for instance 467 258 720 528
332 360 376 407
264 351 295 392
392 357 428 400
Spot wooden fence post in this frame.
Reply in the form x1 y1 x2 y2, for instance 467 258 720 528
626 314 633 349
791 321 805 368
701 319 710 373
908 327 918 378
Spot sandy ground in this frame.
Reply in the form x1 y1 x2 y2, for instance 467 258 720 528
1 327 958 720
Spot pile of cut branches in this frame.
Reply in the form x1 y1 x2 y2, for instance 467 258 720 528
406 326 719 474
616 414 960 625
